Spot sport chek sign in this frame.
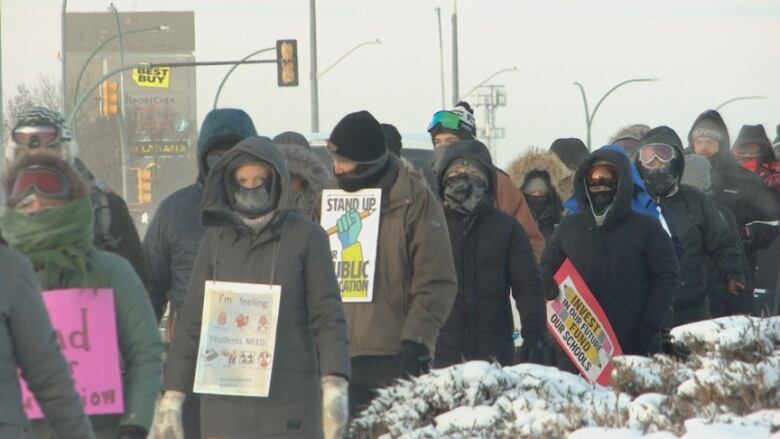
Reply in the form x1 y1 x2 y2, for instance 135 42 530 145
132 66 171 88
546 258 622 386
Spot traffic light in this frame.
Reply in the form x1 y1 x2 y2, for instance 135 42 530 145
136 168 152 204
101 81 119 116
276 39 299 87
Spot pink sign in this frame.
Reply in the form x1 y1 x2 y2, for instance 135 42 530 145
19 288 124 419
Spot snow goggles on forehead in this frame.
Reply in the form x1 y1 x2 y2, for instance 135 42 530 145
585 164 618 187
9 165 71 203
427 111 464 132
12 125 61 148
732 143 762 156
638 143 675 165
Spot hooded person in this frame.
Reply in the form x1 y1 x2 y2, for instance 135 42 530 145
152 136 351 439
548 138 589 172
682 154 755 318
433 140 546 368
608 124 651 161
507 148 572 240
1 151 162 439
636 126 745 326
273 130 333 221
688 110 779 314
142 108 257 439
427 102 546 261
539 148 679 373
328 110 457 415
5 106 150 291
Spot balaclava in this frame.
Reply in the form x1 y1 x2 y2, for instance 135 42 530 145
442 158 490 216
521 172 553 219
636 126 684 199
225 153 279 218
585 162 618 223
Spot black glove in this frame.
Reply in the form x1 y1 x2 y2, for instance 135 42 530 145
117 426 147 439
517 334 545 365
635 324 662 356
396 341 431 377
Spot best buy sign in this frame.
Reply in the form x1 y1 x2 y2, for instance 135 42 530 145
132 67 171 88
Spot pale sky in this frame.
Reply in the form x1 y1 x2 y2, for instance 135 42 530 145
2 0 779 168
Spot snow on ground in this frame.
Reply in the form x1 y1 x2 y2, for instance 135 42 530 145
349 316 780 438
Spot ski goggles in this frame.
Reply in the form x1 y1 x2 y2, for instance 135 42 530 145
12 125 62 148
9 165 71 203
732 143 762 158
586 164 618 188
427 111 464 133
638 143 675 165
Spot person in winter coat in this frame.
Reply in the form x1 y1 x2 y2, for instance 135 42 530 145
152 136 350 439
548 137 589 173
6 106 150 288
328 111 456 415
0 244 95 439
143 108 257 439
608 124 651 161
427 102 546 261
681 154 754 318
636 126 745 326
688 110 779 315
273 130 334 221
434 140 546 368
539 148 679 373
0 151 163 439
507 148 572 240
732 124 780 315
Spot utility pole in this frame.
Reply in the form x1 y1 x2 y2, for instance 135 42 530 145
110 4 130 200
474 85 507 160
435 7 446 109
61 0 68 113
451 0 459 106
1 3 4 168
310 0 319 133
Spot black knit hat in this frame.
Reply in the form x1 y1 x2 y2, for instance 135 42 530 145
328 110 386 163
381 123 402 156
549 138 588 170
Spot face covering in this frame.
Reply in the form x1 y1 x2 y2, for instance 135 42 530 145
525 194 550 219
642 167 677 198
442 174 488 215
335 153 389 192
233 183 273 217
587 189 615 216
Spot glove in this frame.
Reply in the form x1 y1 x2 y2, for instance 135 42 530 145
726 278 745 295
117 426 147 439
337 210 362 248
635 325 661 356
322 375 349 439
396 341 431 377
517 334 545 365
149 391 185 439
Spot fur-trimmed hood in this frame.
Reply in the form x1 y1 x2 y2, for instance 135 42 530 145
507 148 573 201
278 143 333 220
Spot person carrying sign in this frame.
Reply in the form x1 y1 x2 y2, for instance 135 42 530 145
539 148 679 373
327 110 457 415
152 136 350 439
433 140 546 368
0 151 163 439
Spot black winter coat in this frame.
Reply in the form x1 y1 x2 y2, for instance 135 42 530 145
540 149 680 358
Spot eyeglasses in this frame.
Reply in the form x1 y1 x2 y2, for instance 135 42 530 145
9 165 71 204
427 111 463 132
12 125 61 148
586 164 618 187
638 143 675 165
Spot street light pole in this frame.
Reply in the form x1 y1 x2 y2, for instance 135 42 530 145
715 95 767 111
435 7 446 109
459 66 518 102
573 78 657 150
316 39 382 80
109 3 130 200
213 47 275 109
61 0 68 113
451 0 459 106
310 0 320 133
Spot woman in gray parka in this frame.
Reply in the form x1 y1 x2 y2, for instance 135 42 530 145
152 136 351 439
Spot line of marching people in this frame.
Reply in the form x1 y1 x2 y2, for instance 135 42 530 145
1 102 777 438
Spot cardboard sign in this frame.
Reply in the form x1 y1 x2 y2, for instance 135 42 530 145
20 289 123 418
131 66 170 88
320 189 382 302
193 281 281 397
546 259 622 386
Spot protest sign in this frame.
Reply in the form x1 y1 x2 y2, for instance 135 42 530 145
546 259 622 386
20 289 123 418
320 188 381 302
193 281 281 397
